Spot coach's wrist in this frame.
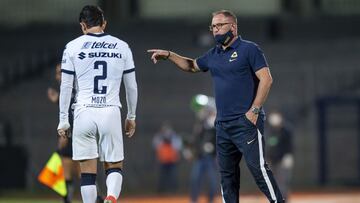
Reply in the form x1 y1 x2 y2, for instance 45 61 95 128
165 50 171 59
250 106 261 115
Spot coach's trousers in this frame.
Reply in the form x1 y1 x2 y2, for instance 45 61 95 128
215 115 284 203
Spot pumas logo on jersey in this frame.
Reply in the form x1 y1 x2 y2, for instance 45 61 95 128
81 42 92 49
229 51 238 62
78 52 86 60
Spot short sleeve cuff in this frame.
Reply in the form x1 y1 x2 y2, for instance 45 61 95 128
195 58 209 72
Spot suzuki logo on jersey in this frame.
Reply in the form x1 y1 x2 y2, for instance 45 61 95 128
89 52 121 58
81 42 92 49
91 41 117 49
78 52 86 60
78 52 121 60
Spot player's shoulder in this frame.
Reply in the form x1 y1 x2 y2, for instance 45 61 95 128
106 35 131 49
64 35 86 51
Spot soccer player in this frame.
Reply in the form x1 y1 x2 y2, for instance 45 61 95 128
57 5 138 203
148 10 284 203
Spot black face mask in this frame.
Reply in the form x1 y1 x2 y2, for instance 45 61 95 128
214 30 234 46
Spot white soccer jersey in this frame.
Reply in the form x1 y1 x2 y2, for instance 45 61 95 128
58 32 137 161
61 33 135 108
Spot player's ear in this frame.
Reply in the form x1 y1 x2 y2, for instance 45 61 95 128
101 20 107 31
80 22 87 34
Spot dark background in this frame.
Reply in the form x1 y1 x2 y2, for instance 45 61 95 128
0 0 359 196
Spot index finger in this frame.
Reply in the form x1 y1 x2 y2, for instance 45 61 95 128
147 49 159 53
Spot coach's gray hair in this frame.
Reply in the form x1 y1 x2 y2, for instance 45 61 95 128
212 10 237 23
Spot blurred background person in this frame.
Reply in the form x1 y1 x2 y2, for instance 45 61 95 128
47 63 79 203
152 122 182 194
186 94 219 203
266 110 294 201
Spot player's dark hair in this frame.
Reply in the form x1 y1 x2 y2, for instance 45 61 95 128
79 5 105 28
212 10 237 23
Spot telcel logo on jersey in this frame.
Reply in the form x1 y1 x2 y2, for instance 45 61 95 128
81 42 92 49
92 41 117 49
82 41 117 49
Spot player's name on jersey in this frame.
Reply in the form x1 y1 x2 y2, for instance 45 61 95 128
78 52 122 59
92 96 106 104
82 41 117 49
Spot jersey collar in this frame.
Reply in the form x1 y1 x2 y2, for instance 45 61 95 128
228 36 242 49
86 33 108 37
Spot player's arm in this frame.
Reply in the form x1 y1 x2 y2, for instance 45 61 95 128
57 50 74 138
147 49 201 73
123 46 138 138
57 72 74 137
123 71 137 138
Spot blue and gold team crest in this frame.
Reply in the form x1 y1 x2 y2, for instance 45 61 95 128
229 51 238 62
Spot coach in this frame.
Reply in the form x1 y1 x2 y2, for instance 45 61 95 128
148 10 284 203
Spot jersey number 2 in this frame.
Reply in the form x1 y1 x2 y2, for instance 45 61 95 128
94 61 107 94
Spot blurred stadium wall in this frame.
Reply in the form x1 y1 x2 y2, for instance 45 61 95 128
0 0 360 195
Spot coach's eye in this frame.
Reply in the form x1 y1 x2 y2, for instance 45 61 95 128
209 23 232 31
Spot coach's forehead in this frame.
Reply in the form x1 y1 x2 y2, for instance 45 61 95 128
212 14 231 24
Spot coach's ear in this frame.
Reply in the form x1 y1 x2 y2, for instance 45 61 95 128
101 20 107 31
80 22 87 34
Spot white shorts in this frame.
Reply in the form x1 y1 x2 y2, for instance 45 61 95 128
72 106 124 162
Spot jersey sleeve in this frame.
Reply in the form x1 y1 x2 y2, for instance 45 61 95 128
123 72 138 120
58 45 75 125
124 44 135 73
60 45 75 74
248 43 269 72
59 73 74 123
123 44 137 119
195 49 213 72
